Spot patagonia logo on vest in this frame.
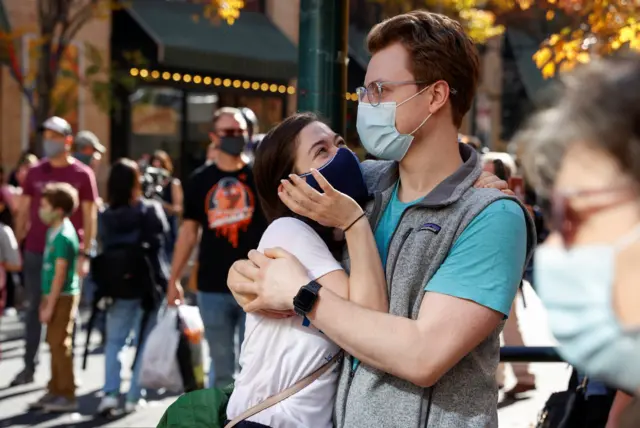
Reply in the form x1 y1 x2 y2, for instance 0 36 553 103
419 223 441 234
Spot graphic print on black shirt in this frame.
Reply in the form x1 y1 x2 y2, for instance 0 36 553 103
184 164 266 293
206 174 255 248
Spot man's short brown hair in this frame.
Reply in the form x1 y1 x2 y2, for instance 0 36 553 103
367 11 480 127
42 182 79 217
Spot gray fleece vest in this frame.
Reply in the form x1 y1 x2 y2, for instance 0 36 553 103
334 144 536 428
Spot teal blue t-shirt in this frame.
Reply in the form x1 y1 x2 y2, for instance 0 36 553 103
374 183 420 266
374 182 527 317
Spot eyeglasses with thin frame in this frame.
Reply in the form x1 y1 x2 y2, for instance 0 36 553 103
355 80 458 106
544 186 637 248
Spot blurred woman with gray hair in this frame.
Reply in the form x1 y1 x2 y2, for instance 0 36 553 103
519 54 640 428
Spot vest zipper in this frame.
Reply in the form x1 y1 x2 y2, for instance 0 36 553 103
424 386 434 427
370 192 384 231
385 206 414 291
387 228 412 293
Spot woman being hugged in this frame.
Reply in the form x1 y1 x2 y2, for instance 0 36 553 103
225 113 388 428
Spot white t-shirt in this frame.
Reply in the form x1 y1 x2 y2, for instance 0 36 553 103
226 217 343 428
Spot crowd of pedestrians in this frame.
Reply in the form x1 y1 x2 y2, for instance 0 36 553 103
1 9 640 428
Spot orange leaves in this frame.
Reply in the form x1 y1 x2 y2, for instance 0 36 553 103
458 8 506 42
191 0 245 25
379 0 638 78
531 1 640 78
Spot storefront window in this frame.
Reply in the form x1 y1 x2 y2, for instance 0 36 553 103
129 86 182 165
237 95 283 134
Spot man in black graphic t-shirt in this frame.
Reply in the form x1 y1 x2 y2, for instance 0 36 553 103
168 107 267 388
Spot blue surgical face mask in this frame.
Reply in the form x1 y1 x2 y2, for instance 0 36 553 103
299 147 370 204
356 85 432 161
43 139 66 159
534 227 640 393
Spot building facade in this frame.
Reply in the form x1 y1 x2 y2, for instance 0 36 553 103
0 0 545 182
0 0 111 182
112 0 368 178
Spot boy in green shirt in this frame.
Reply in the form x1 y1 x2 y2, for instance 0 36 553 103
29 182 80 412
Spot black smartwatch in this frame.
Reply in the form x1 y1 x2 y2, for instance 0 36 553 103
293 280 322 317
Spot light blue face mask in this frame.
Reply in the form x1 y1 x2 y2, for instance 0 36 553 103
43 139 66 159
356 85 432 161
534 227 640 393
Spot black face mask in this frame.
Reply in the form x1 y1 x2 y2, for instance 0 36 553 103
219 136 246 156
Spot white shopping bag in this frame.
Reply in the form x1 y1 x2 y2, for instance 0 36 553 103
139 306 182 392
177 304 204 339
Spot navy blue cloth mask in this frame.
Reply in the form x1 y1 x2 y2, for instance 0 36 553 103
299 147 370 204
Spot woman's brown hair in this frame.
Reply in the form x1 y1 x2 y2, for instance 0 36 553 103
151 150 173 175
107 158 142 208
253 112 319 223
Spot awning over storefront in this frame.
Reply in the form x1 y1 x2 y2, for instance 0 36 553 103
126 0 298 81
506 29 556 106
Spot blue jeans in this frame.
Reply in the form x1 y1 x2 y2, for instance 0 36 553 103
197 292 245 388
103 299 157 401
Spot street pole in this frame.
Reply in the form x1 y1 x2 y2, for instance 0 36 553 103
297 0 349 136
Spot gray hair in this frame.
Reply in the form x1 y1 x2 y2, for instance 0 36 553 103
212 107 248 131
517 53 640 198
516 108 569 198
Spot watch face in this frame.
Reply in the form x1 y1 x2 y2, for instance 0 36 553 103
294 287 316 312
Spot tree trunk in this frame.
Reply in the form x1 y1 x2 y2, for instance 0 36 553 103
33 50 55 156
32 0 63 156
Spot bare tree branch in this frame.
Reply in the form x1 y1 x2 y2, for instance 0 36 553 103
53 0 74 70
60 0 100 47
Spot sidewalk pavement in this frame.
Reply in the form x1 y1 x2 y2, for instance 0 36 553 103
0 311 179 428
0 282 569 427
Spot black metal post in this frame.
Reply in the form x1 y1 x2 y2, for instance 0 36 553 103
500 346 563 363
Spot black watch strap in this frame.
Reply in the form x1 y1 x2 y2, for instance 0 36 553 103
293 280 322 317
306 281 322 294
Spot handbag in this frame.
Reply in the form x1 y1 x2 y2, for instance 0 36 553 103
224 351 344 428
536 372 616 428
536 375 588 428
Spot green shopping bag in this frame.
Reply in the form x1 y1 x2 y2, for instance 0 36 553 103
157 383 234 428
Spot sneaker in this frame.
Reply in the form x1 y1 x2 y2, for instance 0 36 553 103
125 398 146 414
28 393 55 410
97 395 119 415
10 369 34 387
505 382 536 397
42 396 78 413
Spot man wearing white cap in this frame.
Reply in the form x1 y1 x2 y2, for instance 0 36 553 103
10 116 98 389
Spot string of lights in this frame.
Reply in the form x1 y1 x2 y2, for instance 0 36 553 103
129 68 360 102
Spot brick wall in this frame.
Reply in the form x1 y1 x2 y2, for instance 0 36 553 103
0 0 111 187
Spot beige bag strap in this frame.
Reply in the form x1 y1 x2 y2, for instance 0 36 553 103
224 351 344 428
